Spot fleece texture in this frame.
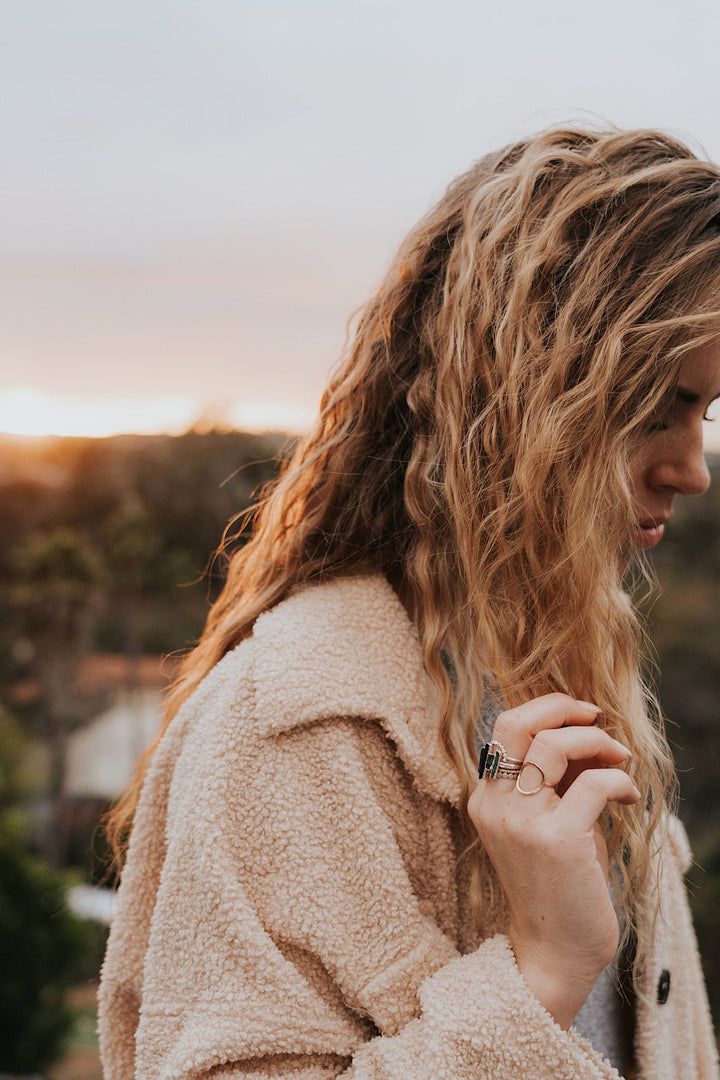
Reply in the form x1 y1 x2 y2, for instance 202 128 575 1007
98 573 719 1080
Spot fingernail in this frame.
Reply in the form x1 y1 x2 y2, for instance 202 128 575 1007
612 739 632 757
576 699 602 713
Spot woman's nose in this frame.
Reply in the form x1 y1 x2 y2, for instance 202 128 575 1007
652 430 711 497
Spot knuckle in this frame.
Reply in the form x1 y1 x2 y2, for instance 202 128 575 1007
493 708 523 738
468 787 496 830
468 790 518 841
575 769 606 796
467 784 485 817
531 729 556 754
467 786 484 817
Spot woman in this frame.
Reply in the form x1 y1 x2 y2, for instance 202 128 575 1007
99 127 720 1079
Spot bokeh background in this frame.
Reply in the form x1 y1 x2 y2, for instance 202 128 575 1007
1 2 720 1076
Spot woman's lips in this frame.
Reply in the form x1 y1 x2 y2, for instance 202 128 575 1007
634 521 666 548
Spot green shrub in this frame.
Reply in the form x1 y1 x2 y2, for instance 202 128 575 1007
0 825 95 1075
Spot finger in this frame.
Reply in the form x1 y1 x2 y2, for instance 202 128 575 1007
557 754 628 797
524 727 631 787
553 768 641 832
492 693 602 759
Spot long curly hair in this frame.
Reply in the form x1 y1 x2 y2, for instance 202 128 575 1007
106 126 720 975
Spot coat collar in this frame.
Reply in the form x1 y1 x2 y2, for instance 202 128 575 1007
251 573 461 805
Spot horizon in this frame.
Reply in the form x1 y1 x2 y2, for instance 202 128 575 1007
0 386 315 440
1 392 719 454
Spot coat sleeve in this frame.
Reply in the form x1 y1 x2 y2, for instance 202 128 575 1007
112 701 622 1080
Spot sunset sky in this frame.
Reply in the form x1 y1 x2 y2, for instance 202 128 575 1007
2 0 720 444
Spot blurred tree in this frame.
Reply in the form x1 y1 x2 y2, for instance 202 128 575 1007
0 823 94 1076
0 708 43 816
12 528 104 865
104 502 162 660
0 707 95 1076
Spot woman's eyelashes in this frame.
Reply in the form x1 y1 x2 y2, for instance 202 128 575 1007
647 418 714 433
646 401 715 433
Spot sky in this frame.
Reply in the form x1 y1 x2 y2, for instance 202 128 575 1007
2 0 720 443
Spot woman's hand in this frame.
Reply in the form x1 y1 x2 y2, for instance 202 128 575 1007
467 693 641 1030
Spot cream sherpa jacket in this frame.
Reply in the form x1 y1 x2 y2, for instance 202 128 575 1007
98 573 719 1080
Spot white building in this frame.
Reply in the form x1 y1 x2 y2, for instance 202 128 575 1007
64 655 174 800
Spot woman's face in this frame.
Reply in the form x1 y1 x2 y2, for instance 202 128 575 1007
630 339 720 549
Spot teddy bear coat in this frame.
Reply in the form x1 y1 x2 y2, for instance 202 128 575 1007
98 573 719 1080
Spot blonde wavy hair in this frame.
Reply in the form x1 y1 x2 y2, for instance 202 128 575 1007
107 126 720 974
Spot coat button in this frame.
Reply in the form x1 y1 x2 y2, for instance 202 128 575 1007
657 969 671 1004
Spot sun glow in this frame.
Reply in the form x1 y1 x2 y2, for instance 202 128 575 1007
0 387 314 438
0 387 197 438
0 385 717 447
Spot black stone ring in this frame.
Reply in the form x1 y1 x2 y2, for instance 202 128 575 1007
478 740 524 780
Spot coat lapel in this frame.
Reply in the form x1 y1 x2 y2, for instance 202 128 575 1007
251 573 461 805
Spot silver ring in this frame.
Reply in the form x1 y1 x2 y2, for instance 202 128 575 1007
478 740 524 780
515 761 552 796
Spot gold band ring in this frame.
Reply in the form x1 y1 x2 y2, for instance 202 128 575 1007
515 761 555 796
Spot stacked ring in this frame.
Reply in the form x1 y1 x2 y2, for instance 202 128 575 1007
478 740 524 781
